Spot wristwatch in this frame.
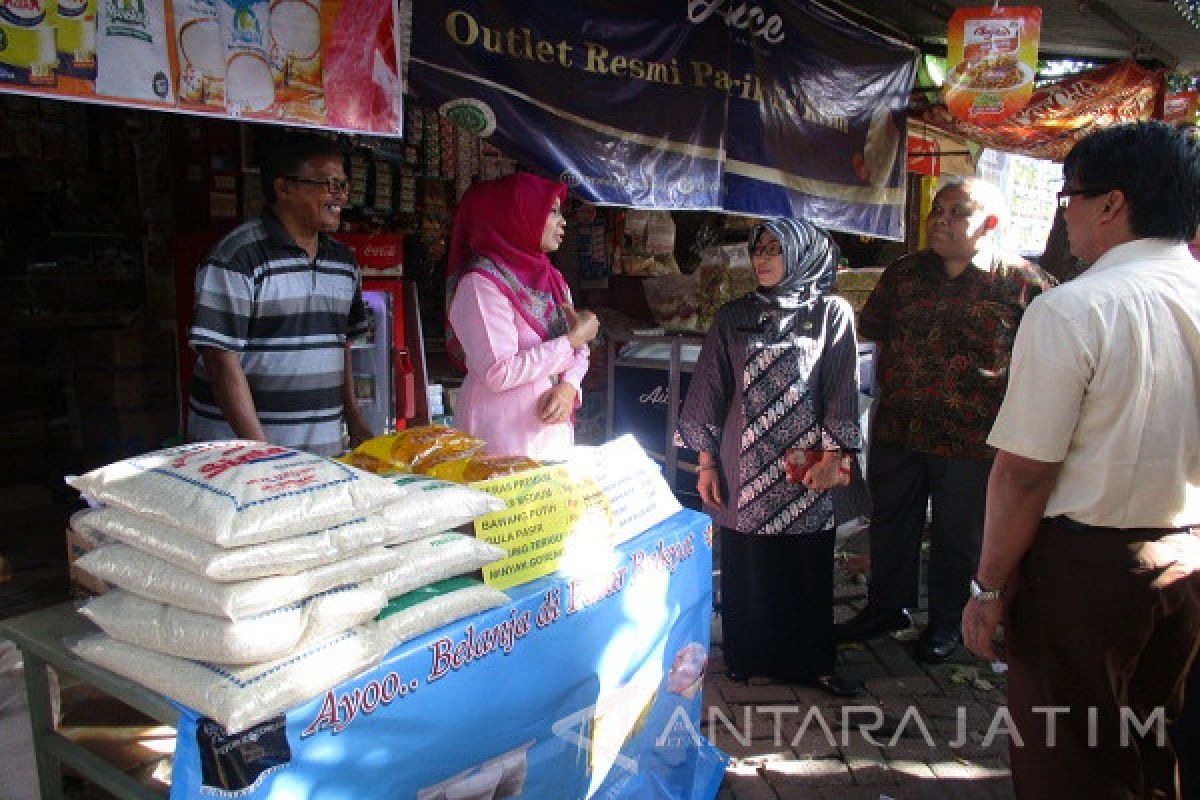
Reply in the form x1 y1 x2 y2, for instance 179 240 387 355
970 578 1003 603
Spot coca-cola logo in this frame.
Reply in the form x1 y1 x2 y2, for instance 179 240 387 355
361 244 396 258
687 0 784 44
639 386 670 405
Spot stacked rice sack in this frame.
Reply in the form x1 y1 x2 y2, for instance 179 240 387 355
65 440 508 734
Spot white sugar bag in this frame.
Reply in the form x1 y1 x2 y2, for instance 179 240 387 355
374 578 509 652
373 534 506 599
80 585 385 664
66 441 408 547
76 544 401 620
76 506 420 582
71 627 380 734
95 0 175 103
379 474 506 540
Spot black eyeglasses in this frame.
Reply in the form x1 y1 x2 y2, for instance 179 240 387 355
750 244 784 258
285 175 350 195
1056 187 1108 210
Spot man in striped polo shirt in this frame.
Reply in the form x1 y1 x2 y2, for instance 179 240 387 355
188 132 373 457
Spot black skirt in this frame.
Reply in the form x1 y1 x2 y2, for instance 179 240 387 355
719 526 836 680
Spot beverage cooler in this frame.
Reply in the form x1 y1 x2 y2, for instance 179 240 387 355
334 233 414 435
607 335 705 504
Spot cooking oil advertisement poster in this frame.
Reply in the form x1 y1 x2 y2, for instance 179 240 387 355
945 6 1041 125
0 0 403 136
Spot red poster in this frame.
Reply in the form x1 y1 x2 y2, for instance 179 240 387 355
906 133 940 176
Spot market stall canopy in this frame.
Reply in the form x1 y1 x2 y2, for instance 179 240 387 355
399 1 918 240
823 0 1200 69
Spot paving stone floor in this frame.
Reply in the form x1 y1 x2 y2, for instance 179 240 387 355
707 526 1016 800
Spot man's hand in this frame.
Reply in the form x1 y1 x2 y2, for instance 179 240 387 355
962 594 1006 662
537 382 577 425
199 347 268 442
565 306 599 349
346 415 373 449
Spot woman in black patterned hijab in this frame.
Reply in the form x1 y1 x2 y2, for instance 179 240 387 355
677 217 866 696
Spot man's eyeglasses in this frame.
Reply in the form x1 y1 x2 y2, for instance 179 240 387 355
1056 187 1107 210
750 243 784 258
928 204 977 221
285 175 350 195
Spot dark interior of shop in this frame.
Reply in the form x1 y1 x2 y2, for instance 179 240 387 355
0 92 917 620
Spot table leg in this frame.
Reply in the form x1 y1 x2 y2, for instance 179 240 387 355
23 651 65 800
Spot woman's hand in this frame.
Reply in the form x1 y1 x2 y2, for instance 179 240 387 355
802 451 849 492
696 462 723 507
565 306 599 349
537 382 578 424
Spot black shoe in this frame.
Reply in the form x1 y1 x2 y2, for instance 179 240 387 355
915 627 961 663
807 674 862 699
834 607 913 643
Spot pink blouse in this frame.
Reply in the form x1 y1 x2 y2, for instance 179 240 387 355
447 272 590 459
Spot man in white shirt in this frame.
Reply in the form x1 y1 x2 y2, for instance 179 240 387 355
963 121 1200 798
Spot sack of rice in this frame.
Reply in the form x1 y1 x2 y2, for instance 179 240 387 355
80 585 385 664
374 577 509 652
372 534 505 599
66 510 112 598
379 474 505 539
65 441 408 547
94 0 175 102
71 626 380 734
75 544 401 620
76 507 418 582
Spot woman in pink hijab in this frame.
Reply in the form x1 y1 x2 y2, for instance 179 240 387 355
446 173 599 459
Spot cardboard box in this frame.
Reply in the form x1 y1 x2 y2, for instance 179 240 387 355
836 289 873 316
835 267 885 292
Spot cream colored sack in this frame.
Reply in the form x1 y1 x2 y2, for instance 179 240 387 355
76 544 401 620
72 627 380 734
80 586 385 664
66 441 409 547
76 507 419 582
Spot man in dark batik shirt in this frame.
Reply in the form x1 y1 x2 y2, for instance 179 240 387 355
835 178 1053 662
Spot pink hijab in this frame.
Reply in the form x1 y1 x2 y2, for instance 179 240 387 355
446 173 570 371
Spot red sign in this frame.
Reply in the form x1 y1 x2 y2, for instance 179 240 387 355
1163 90 1199 125
334 233 404 276
906 134 940 176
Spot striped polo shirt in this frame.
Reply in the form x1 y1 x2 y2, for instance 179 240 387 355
188 212 369 457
